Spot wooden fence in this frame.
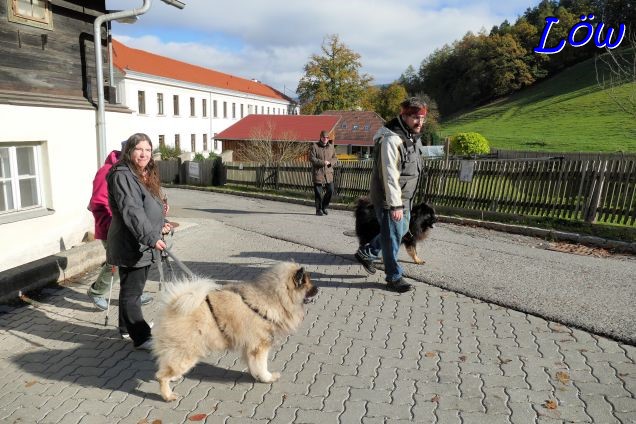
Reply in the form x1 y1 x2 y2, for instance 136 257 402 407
222 158 636 226
416 158 635 225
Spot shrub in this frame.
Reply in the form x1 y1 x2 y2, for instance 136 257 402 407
158 144 181 160
208 151 218 159
449 132 490 155
193 152 206 162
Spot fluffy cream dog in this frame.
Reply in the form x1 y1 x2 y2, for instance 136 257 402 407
153 262 317 401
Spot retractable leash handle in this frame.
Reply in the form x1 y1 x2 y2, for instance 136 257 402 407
163 248 195 280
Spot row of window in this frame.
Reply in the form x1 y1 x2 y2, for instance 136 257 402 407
157 134 218 152
340 122 371 131
0 133 218 216
137 91 287 118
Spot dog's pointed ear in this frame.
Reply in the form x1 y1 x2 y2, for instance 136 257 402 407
293 267 305 287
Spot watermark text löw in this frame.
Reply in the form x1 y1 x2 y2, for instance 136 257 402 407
534 14 626 54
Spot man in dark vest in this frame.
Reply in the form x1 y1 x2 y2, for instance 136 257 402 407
309 130 338 216
355 97 427 292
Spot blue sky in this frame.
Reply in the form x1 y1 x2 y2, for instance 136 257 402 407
106 0 540 95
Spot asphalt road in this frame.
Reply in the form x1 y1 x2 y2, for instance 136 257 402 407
165 188 636 345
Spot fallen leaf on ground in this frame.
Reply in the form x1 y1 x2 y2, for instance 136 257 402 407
24 380 37 387
544 399 558 410
431 395 440 402
556 371 570 385
425 352 436 358
188 414 207 421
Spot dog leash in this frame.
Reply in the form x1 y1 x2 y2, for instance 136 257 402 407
157 247 194 289
163 248 195 279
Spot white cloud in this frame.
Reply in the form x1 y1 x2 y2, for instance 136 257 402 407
107 0 538 93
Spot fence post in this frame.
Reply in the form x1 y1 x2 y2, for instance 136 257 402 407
275 164 280 190
584 160 607 223
444 137 450 165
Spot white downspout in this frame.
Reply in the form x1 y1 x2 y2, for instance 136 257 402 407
94 0 152 166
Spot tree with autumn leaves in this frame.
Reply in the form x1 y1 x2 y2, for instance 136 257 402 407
297 35 441 143
296 34 373 115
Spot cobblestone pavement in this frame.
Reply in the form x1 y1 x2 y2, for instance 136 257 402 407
0 217 635 423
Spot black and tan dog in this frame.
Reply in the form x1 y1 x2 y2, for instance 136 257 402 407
354 197 437 264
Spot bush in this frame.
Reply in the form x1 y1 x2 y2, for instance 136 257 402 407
208 151 219 160
193 152 206 162
449 132 490 155
157 144 181 160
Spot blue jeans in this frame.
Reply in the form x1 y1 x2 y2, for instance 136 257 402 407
358 206 410 283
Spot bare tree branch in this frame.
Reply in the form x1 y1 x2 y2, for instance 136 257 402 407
595 31 636 118
237 120 310 163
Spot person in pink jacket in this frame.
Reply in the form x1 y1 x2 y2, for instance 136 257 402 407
87 143 153 321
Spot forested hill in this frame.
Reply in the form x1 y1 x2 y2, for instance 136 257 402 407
440 55 636 153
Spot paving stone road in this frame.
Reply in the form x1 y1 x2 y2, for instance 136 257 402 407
0 191 634 423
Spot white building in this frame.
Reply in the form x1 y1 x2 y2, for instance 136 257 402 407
0 27 294 273
109 40 295 156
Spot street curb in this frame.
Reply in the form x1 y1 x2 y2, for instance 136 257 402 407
0 240 104 304
168 185 636 254
441 216 636 254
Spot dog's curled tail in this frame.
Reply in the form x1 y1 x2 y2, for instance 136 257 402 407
160 277 220 315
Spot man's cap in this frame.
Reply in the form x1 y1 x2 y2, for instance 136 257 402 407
320 130 329 138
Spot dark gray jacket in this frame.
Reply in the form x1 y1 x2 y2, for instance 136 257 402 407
106 163 164 268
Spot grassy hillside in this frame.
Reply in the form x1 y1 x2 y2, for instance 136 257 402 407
440 56 636 153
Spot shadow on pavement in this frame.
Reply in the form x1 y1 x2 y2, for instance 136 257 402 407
184 207 314 216
2 284 265 400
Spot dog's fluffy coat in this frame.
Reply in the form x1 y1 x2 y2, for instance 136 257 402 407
354 197 437 264
153 262 317 401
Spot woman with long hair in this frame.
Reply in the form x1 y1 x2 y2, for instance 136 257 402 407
106 133 171 350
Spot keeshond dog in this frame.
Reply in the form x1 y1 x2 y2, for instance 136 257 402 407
153 262 318 401
354 196 437 264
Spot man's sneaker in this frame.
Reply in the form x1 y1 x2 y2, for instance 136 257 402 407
355 250 376 275
322 209 329 215
386 278 413 293
87 288 108 311
120 321 153 340
134 338 153 351
140 293 153 306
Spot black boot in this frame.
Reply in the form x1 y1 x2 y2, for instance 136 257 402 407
387 278 413 293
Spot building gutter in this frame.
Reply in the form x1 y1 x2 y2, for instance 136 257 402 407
93 0 152 166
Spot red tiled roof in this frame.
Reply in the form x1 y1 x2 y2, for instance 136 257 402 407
112 39 290 102
215 115 340 143
214 115 340 144
321 110 385 146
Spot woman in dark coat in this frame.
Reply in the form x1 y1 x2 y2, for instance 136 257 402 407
107 133 171 350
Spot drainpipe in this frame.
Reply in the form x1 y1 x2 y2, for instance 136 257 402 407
94 0 152 166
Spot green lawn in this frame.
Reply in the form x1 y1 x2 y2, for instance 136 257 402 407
441 56 636 153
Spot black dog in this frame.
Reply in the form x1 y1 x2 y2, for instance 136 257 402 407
354 197 437 264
